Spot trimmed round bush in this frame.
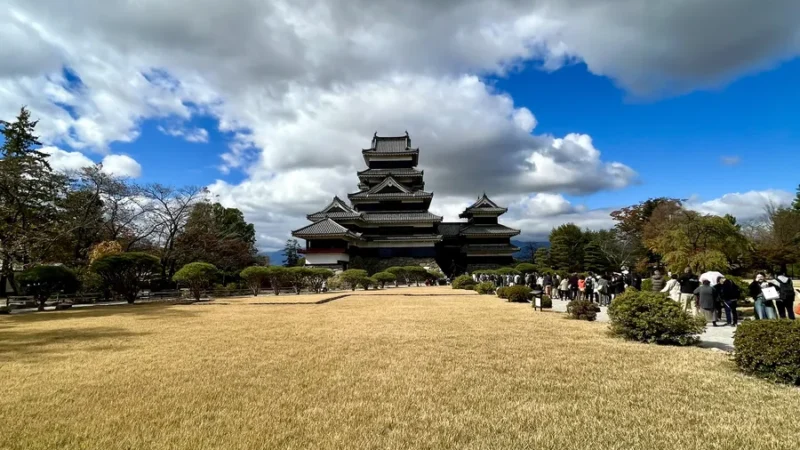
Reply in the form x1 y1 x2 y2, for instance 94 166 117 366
734 320 800 385
496 287 508 299
452 275 476 290
475 282 495 295
567 299 601 321
608 290 706 345
541 294 552 309
505 285 531 302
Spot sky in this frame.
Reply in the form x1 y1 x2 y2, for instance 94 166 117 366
2 0 799 250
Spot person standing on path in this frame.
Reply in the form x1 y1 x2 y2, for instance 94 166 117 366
679 268 700 314
651 270 665 292
694 279 719 326
775 273 796 320
661 273 681 301
716 276 739 326
596 274 610 306
569 273 579 300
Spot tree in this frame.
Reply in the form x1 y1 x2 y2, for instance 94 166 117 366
746 206 800 273
18 265 80 311
139 184 206 282
534 248 551 270
373 271 396 289
175 202 257 283
583 239 609 274
0 107 69 294
643 204 748 273
515 263 536 274
404 266 428 286
386 266 408 286
307 268 334 293
283 239 302 267
591 229 635 272
240 266 271 296
548 224 585 272
340 269 368 291
264 266 288 295
89 241 123 265
610 198 683 268
793 184 800 211
285 267 314 294
90 252 161 303
173 262 218 301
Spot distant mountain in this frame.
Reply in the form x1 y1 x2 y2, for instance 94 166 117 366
512 240 550 260
263 250 286 266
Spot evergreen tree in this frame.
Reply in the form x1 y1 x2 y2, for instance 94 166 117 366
793 184 800 211
534 247 551 270
283 239 302 267
583 240 608 274
548 224 585 272
0 107 68 294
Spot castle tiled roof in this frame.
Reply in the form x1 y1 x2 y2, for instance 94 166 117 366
357 168 423 178
460 224 520 237
361 212 442 223
459 193 508 218
461 243 521 253
306 196 361 221
437 222 464 237
292 219 361 239
362 133 418 153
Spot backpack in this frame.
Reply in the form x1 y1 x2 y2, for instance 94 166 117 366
778 277 795 302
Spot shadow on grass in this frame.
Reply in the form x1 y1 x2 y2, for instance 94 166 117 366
0 326 147 362
0 303 201 328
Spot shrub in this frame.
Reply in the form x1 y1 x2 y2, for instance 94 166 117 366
91 252 161 304
386 267 408 286
452 275 475 290
263 267 289 295
173 262 218 301
496 286 508 299
567 299 601 321
541 294 552 309
505 285 531 302
308 268 334 293
404 266 428 286
475 282 495 295
340 269 368 291
734 320 800 385
326 274 345 291
373 271 396 288
18 265 80 311
640 278 653 292
608 290 706 345
240 266 271 296
285 267 314 294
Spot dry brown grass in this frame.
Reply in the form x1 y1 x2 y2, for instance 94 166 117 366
1 288 799 450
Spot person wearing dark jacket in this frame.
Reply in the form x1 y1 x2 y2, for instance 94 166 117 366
651 271 665 292
716 276 739 326
775 274 796 320
678 268 700 314
694 280 719 326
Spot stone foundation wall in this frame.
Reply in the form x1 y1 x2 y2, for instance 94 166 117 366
349 256 442 275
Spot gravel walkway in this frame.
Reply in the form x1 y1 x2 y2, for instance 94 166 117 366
550 298 736 352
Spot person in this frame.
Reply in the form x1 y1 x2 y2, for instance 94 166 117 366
569 273 579 300
558 276 569 300
578 275 586 300
651 270 665 292
612 275 625 300
584 275 594 303
678 268 700 314
543 273 553 297
632 273 642 291
661 273 681 301
693 279 719 326
716 276 739 326
775 273 796 320
596 274 610 306
749 274 778 320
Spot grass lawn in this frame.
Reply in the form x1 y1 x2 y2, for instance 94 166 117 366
1 286 799 449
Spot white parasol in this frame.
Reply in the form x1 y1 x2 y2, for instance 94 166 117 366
699 271 724 285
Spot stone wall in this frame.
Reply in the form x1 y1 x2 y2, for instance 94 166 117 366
349 256 442 275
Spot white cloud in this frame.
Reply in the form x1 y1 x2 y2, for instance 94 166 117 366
720 155 741 166
687 189 794 221
100 154 142 178
39 146 95 172
157 125 209 143
4 0 799 247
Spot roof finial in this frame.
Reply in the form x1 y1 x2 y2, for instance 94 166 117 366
405 130 409 136
373 131 377 138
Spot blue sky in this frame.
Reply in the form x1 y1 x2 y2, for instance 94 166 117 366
3 0 799 247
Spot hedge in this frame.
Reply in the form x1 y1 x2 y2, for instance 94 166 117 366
608 290 706 345
504 285 531 302
452 275 475 290
734 320 800 385
567 299 601 321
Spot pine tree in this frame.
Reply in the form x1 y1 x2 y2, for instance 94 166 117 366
548 224 585 272
283 239 301 267
0 107 68 294
534 247 551 270
793 184 800 211
583 240 608 274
